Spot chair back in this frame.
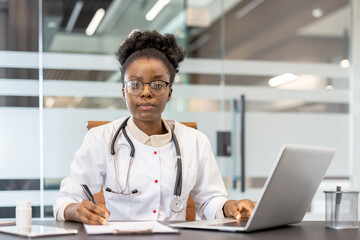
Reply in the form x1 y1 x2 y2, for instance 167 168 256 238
87 120 197 221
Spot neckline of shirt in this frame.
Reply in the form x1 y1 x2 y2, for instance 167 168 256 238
126 116 173 148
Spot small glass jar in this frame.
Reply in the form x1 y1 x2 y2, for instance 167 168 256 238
324 187 359 229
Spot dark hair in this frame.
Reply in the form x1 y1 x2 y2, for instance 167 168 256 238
116 30 185 84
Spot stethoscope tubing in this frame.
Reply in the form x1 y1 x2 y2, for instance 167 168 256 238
171 127 182 197
110 117 182 198
111 117 134 157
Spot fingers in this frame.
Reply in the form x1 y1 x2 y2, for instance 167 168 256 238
94 186 107 209
85 200 110 218
78 215 103 225
229 199 255 221
77 200 110 225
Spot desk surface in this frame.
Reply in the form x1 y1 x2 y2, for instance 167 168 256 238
1 220 359 240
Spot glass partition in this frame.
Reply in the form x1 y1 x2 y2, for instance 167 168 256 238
0 0 41 218
186 0 351 219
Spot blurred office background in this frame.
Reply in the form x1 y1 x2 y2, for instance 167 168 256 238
0 0 358 219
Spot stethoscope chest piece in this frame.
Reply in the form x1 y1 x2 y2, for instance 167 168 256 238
170 196 184 213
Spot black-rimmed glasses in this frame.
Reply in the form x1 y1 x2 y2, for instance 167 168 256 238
124 80 171 96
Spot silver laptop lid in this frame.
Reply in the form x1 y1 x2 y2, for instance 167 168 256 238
246 144 335 231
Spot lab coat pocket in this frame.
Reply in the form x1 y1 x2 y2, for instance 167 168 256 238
181 167 198 200
104 190 130 220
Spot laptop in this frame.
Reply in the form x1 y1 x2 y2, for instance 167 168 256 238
171 144 336 232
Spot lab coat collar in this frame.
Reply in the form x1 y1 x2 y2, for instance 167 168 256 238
121 116 173 148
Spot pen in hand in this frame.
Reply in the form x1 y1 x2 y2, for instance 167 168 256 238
81 184 96 204
80 184 109 225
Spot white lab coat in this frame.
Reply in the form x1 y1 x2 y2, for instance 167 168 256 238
53 117 228 221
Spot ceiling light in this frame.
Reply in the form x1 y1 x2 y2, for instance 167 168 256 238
325 85 334 90
174 29 184 39
146 0 170 21
268 73 298 87
85 8 106 36
340 59 350 68
45 97 55 108
47 21 58 28
174 75 181 83
312 8 323 18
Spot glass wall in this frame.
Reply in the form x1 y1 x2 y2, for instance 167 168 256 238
186 0 351 219
0 0 354 220
0 0 41 218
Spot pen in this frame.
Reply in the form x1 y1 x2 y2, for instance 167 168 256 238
81 184 96 204
81 184 108 223
334 185 342 226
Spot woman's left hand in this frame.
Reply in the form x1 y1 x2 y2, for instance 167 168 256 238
223 199 256 220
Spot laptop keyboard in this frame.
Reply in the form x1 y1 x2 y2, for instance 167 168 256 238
209 219 248 228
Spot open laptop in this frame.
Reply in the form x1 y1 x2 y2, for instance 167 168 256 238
171 144 336 232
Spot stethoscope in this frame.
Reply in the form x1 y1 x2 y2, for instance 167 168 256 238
105 117 184 213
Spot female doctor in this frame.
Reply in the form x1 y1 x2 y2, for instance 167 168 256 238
53 30 255 225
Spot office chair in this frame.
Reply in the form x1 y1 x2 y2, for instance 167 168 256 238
87 120 197 221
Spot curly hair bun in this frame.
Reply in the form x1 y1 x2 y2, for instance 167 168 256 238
116 30 185 74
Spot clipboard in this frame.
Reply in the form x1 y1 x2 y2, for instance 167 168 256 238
84 221 178 235
0 225 78 238
114 229 154 235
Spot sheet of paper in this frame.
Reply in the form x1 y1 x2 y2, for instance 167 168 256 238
84 221 178 235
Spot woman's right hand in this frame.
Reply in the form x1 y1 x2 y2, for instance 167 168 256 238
64 186 110 225
64 201 110 225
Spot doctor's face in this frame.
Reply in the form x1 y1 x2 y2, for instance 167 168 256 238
122 57 172 124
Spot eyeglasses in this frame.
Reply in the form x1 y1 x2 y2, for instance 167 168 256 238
124 80 171 96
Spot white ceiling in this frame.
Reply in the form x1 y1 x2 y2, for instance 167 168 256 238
298 5 350 38
48 0 350 56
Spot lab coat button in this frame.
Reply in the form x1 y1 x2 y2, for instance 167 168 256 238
153 210 156 213
154 151 157 155
155 180 158 183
